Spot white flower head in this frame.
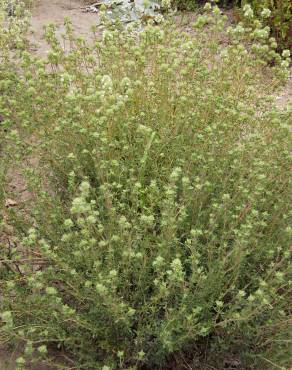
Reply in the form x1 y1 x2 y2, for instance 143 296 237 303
243 4 254 18
161 0 171 9
282 49 291 58
155 14 164 24
101 75 113 91
261 8 271 19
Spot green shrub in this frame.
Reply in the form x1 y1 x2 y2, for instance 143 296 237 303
0 1 30 218
0 6 291 370
173 0 292 48
240 0 292 49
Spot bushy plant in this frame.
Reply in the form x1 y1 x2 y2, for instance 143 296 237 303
172 0 292 48
0 0 30 223
0 4 291 370
240 0 292 48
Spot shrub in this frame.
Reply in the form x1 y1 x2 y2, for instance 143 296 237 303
239 0 292 49
173 0 292 49
0 5 291 370
0 1 30 220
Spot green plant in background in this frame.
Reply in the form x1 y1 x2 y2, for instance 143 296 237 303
0 2 291 370
240 0 292 48
171 0 291 48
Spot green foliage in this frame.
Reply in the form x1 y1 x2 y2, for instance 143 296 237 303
240 0 292 48
0 3 291 370
0 158 4 210
172 1 292 48
0 0 30 219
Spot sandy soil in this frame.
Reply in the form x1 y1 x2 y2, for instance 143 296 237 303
275 74 292 110
29 0 98 57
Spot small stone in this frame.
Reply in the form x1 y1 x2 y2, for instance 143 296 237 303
5 199 17 208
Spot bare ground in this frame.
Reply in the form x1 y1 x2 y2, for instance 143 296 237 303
29 0 97 57
275 74 292 110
